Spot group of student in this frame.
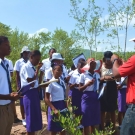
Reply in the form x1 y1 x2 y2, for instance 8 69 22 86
0 35 127 135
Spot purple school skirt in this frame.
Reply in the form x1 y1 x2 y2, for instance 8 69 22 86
81 91 100 127
72 88 82 115
48 100 66 132
68 90 72 97
118 88 127 112
23 88 42 132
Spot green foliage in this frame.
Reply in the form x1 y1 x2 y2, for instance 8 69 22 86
70 0 104 58
52 101 115 135
51 28 82 67
52 104 82 135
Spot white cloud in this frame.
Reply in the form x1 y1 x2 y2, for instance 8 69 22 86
29 28 49 38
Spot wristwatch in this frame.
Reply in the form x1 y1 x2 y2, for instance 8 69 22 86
112 58 118 64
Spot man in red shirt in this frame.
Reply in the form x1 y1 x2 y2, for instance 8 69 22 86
111 54 135 135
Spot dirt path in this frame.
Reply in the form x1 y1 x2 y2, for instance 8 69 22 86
11 105 49 135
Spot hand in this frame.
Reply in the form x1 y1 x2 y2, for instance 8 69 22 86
74 84 79 87
117 84 122 90
9 92 20 101
111 54 123 65
37 62 43 70
54 109 59 117
104 76 114 81
86 80 94 86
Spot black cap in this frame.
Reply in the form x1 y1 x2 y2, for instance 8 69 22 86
104 51 113 59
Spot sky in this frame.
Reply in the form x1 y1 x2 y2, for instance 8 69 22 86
0 0 135 52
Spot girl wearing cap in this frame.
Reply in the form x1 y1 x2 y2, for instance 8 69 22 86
45 53 68 82
69 59 86 117
45 63 66 135
79 60 100 135
14 46 30 126
99 51 118 131
20 50 43 135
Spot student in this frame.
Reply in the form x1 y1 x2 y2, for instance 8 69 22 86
69 59 86 117
100 51 117 131
117 77 127 129
39 48 56 89
45 62 66 135
5 58 22 123
20 50 43 135
14 46 30 126
0 36 19 135
67 64 76 102
45 53 68 82
79 60 100 135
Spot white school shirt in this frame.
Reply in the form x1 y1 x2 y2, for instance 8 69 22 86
46 77 65 102
14 58 27 72
68 70 75 77
40 58 51 81
116 77 127 89
5 58 13 73
45 65 68 80
69 69 81 89
79 71 100 92
20 61 38 88
0 58 11 105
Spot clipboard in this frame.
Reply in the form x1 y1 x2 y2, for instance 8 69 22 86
72 53 86 68
18 79 59 95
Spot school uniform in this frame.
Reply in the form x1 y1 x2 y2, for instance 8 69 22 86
68 70 75 97
117 77 127 112
46 77 66 132
79 71 100 126
20 61 42 132
0 58 14 135
14 58 28 105
40 58 51 82
69 69 82 115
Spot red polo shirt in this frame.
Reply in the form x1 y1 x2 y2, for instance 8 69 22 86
118 55 135 104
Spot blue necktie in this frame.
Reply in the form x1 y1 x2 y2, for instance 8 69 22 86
57 80 66 100
88 72 97 92
1 62 12 93
93 74 97 92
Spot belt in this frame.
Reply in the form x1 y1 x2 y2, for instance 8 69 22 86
127 104 135 108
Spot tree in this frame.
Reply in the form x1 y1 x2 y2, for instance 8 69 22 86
29 32 51 60
69 0 104 58
0 22 11 37
51 28 82 67
8 28 30 64
106 0 135 59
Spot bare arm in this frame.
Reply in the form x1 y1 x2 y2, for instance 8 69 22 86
45 92 58 115
79 81 94 91
39 70 44 84
15 71 20 91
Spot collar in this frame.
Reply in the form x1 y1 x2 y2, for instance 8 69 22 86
0 58 8 65
27 60 34 68
20 58 28 63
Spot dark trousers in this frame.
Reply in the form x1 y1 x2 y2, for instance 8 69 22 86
120 104 135 135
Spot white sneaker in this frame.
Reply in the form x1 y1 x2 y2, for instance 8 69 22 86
22 119 26 126
77 124 84 129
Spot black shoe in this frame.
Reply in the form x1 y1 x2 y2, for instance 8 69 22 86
14 118 22 123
